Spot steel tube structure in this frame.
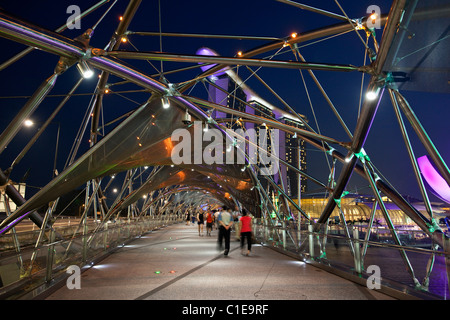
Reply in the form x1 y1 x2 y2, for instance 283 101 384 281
276 0 349 21
128 31 282 42
363 161 419 285
316 82 384 225
90 0 142 145
315 0 405 226
0 169 44 229
185 96 346 147
9 78 84 170
394 90 450 188
0 1 448 300
178 14 388 91
0 10 221 233
0 0 111 71
0 0 447 255
389 89 434 218
0 73 58 155
106 50 363 73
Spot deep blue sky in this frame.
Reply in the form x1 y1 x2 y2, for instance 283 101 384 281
0 0 448 202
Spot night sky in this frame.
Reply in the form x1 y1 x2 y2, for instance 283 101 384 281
0 0 449 203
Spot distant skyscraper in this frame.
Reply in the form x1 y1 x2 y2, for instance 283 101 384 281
282 117 308 197
206 73 307 198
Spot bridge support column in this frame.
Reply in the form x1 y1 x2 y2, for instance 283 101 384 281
45 228 56 282
308 223 314 258
353 227 362 274
445 235 450 296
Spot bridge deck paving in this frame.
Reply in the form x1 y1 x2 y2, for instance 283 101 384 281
44 223 394 301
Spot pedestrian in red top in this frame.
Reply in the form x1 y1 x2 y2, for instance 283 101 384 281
239 209 253 256
205 208 213 236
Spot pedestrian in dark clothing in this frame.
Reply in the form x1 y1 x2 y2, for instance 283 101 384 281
197 210 205 236
217 206 233 256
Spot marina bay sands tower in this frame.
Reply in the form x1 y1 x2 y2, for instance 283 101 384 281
198 48 308 200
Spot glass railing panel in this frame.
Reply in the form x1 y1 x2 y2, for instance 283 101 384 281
254 219 449 299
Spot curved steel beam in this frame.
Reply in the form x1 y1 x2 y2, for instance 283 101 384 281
106 50 363 73
315 0 407 227
0 0 111 71
184 96 347 147
178 15 387 92
0 73 58 155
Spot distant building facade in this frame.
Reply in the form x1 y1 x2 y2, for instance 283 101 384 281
206 74 307 199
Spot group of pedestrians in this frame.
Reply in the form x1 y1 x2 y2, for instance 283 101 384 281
186 206 253 256
217 206 253 256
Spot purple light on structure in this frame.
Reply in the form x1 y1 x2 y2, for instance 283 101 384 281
417 155 450 204
195 47 227 77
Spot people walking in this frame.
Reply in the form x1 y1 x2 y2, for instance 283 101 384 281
205 209 213 236
197 210 205 236
185 212 191 225
239 209 253 256
217 206 233 256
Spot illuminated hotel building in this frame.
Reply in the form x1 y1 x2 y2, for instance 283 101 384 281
282 117 307 197
207 74 307 199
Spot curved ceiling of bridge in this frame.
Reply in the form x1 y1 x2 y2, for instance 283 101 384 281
1 95 260 228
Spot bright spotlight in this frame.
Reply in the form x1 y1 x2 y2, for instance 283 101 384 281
76 60 94 79
161 96 170 109
24 119 34 127
365 88 380 101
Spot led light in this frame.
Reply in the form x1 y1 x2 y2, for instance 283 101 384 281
365 88 380 101
76 60 94 79
237 51 243 57
370 13 377 22
183 109 192 124
24 119 34 127
162 96 170 109
121 37 127 43
291 32 297 38
119 16 123 21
